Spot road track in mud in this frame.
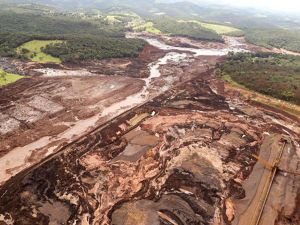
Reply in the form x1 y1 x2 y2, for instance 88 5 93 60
0 68 213 195
255 140 287 225
0 88 150 191
235 139 287 225
1 68 299 225
232 133 299 225
1 35 300 225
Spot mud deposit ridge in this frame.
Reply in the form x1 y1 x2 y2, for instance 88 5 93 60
0 35 299 225
1 76 299 225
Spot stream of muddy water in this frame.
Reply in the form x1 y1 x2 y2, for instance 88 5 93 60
102 34 248 117
0 35 248 186
1 34 300 225
142 36 248 55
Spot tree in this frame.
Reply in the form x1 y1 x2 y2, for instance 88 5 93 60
21 48 30 54
0 70 7 82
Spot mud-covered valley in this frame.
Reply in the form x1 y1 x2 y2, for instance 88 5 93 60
0 34 299 225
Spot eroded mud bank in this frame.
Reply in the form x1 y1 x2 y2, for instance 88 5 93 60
0 35 299 225
0 76 299 225
0 35 226 186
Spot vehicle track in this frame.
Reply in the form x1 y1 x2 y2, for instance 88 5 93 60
0 68 212 196
0 97 150 195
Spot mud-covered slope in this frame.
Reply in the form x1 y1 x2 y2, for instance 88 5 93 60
0 77 299 225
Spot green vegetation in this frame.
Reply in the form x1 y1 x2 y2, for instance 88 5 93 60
105 15 122 24
1 1 300 65
132 21 161 34
197 22 241 35
222 74 244 87
1 0 300 31
43 37 145 62
0 69 23 86
17 40 63 63
0 11 145 63
219 52 300 105
178 20 243 36
0 11 116 36
245 29 300 53
152 17 223 42
0 33 31 57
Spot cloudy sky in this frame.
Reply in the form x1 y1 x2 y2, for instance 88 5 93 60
210 0 300 13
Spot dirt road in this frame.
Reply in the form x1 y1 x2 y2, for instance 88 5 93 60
233 135 291 225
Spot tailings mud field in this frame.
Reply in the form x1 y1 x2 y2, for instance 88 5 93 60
0 35 299 225
0 75 299 225
0 44 169 184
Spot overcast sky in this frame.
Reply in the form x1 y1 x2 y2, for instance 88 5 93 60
209 0 300 13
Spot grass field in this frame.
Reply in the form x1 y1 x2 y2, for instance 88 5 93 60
17 40 63 63
106 15 122 24
245 28 300 52
0 69 23 87
178 20 243 35
132 22 161 34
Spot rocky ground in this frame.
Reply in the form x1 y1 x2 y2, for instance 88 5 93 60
0 36 299 225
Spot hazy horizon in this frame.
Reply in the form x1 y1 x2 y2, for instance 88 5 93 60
193 0 300 13
1 0 300 14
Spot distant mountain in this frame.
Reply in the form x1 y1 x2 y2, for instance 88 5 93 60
0 0 231 17
0 0 154 9
0 0 300 30
0 0 214 18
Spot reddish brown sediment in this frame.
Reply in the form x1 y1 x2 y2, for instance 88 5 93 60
0 36 299 225
0 76 298 225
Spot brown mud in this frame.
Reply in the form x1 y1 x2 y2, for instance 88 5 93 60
0 75 299 225
0 37 299 225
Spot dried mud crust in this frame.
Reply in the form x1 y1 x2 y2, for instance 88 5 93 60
0 76 143 155
0 46 218 189
0 44 166 155
0 78 298 225
153 34 300 56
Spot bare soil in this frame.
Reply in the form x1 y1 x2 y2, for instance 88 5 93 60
0 36 299 225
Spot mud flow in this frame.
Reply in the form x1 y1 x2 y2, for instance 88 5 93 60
0 35 299 225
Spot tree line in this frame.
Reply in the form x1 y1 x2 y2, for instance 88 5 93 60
0 11 145 62
152 16 223 42
219 52 300 105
